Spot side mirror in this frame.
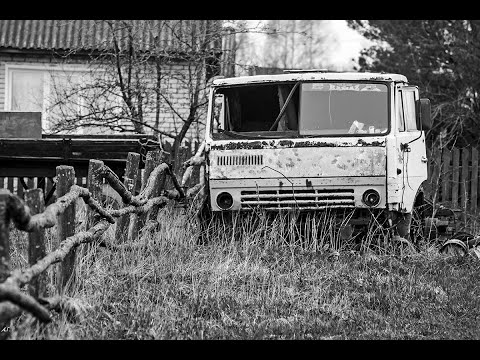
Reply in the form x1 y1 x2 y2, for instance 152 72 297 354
416 98 431 131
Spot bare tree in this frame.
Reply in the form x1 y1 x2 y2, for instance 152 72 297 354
46 20 229 173
259 20 337 70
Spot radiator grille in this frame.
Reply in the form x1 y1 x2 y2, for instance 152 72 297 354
217 154 263 166
240 188 355 210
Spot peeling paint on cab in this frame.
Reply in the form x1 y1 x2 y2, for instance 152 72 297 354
210 138 386 151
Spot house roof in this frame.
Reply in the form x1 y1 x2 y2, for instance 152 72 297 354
0 20 223 54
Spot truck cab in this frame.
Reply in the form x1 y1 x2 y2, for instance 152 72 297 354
202 70 431 240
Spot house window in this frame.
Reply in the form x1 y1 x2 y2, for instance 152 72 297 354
6 65 91 132
10 70 44 112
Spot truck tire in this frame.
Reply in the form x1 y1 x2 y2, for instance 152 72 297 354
391 192 426 250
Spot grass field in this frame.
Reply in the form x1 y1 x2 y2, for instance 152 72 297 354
5 204 480 339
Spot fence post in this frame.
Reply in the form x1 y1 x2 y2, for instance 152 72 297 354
115 152 141 243
471 148 478 214
25 188 47 298
460 148 469 223
0 189 11 283
451 148 460 208
441 149 451 204
135 150 165 237
86 159 104 231
56 166 76 293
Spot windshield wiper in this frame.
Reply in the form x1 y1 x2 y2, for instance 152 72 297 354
268 81 301 131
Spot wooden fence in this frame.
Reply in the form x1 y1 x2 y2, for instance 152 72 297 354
0 148 204 328
425 146 480 214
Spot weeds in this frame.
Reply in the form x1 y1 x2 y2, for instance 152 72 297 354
5 207 480 339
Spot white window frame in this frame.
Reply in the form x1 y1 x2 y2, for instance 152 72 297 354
5 63 102 131
396 88 405 132
399 86 419 132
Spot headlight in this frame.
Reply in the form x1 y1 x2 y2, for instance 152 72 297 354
216 192 233 210
362 189 380 207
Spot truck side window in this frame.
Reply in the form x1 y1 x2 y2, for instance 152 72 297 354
397 90 405 132
403 90 417 131
212 93 225 133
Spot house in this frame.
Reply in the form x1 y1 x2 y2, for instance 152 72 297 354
0 20 236 139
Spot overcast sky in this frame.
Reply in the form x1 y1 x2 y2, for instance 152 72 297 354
243 20 371 70
327 20 371 68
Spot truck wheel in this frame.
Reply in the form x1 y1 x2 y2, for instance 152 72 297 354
391 196 426 250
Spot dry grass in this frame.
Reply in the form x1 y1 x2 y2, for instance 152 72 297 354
5 204 480 339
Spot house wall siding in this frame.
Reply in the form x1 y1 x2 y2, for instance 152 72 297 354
0 52 206 142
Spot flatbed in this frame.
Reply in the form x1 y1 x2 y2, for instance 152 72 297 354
0 134 159 178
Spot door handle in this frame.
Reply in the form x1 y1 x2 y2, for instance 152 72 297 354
421 156 428 163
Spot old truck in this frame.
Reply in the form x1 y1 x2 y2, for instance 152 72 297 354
198 70 433 244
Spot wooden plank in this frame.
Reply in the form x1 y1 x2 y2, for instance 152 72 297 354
56 166 76 293
0 138 155 161
86 160 104 231
7 177 14 194
451 148 460 208
0 158 125 178
460 148 470 217
429 146 442 201
115 152 141 243
37 177 46 193
25 188 47 298
0 189 10 283
136 150 164 237
471 148 478 214
45 177 55 205
44 134 157 140
17 178 24 199
441 149 451 203
27 177 34 190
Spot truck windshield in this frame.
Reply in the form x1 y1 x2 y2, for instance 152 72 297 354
211 81 388 139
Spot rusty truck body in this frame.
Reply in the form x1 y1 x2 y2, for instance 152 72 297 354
200 70 432 239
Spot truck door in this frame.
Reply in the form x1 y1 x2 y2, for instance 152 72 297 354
394 85 428 210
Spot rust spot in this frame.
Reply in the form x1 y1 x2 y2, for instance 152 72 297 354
356 138 385 147
285 158 295 168
211 138 386 151
336 162 348 170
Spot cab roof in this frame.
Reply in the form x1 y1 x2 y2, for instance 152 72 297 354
212 71 408 87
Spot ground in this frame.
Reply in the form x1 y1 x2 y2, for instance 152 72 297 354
5 205 480 340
